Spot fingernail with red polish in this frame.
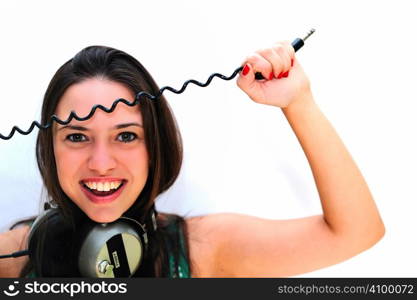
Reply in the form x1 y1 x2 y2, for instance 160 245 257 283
278 72 283 79
283 71 289 78
291 59 294 67
269 72 274 80
242 64 250 76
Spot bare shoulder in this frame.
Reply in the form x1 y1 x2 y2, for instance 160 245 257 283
1 226 30 245
0 226 30 277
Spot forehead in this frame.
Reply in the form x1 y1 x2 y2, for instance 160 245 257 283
54 78 142 129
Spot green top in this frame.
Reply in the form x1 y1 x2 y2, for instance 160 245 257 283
164 217 190 278
25 217 190 278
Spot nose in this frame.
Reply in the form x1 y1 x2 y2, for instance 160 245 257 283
87 141 117 175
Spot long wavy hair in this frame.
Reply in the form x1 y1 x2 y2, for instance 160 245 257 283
20 45 188 277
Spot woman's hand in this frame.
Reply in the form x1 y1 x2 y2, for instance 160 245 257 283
237 41 311 108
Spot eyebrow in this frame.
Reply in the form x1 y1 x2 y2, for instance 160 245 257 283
57 122 143 132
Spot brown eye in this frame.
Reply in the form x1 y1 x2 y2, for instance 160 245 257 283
117 132 137 143
66 133 87 143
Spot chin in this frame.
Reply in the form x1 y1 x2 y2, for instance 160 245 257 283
86 210 122 224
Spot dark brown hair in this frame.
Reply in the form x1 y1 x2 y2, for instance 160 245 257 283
22 45 188 277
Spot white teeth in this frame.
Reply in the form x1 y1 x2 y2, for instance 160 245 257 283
97 182 104 191
84 181 122 191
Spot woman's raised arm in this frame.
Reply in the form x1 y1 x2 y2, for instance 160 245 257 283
281 89 385 246
188 41 385 277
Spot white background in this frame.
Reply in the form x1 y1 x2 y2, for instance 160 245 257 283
0 0 416 277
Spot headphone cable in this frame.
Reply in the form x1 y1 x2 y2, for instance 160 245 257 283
0 249 29 259
0 29 315 140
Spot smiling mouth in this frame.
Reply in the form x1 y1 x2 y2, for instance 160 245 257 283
82 181 126 197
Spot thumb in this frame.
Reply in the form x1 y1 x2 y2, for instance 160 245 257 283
236 63 257 97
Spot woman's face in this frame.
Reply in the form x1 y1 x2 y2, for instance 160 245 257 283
53 78 149 223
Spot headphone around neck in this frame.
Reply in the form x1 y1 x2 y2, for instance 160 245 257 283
27 205 157 278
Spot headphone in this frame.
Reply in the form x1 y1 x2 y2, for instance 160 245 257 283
25 205 157 278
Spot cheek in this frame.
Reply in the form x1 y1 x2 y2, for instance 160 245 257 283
124 148 149 179
53 143 82 189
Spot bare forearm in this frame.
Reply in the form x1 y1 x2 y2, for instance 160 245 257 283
282 93 384 244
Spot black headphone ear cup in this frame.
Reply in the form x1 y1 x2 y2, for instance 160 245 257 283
28 208 81 277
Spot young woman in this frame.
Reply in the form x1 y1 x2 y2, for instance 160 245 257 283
0 41 385 277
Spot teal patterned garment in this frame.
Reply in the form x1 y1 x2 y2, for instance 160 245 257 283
25 216 190 278
164 217 190 278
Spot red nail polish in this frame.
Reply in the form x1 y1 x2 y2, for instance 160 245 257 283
269 72 274 80
291 59 294 67
278 72 283 79
242 64 250 76
283 71 289 78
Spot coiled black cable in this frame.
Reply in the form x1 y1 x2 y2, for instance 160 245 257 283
0 67 242 140
0 29 314 141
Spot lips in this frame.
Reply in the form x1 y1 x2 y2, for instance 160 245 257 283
80 179 127 204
